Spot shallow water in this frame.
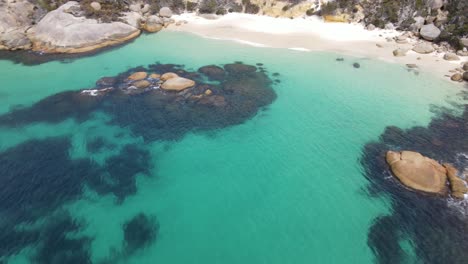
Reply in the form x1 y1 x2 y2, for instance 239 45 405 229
0 31 464 264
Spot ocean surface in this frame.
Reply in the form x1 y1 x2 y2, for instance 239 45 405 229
0 31 465 264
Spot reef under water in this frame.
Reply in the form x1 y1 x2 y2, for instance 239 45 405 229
361 103 468 264
0 61 277 263
0 62 277 141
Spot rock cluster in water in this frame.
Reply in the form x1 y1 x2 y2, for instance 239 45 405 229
0 62 277 142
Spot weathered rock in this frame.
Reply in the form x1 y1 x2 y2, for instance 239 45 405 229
366 24 376 31
161 77 195 91
90 2 101 11
396 35 408 44
457 50 468 56
141 4 150 14
393 48 407 57
386 151 447 195
406 64 418 69
460 38 468 48
443 164 467 199
28 2 140 53
133 80 151 89
143 16 163 33
385 23 395 30
450 73 463 82
0 0 36 50
149 73 161 79
463 62 468 71
463 72 468 81
443 52 459 61
204 89 212 95
198 65 226 80
413 42 435 54
159 7 172 18
420 24 441 41
127 72 148 81
353 63 360 68
129 4 141 13
160 72 179 81
120 12 142 29
410 16 425 31
430 0 444 10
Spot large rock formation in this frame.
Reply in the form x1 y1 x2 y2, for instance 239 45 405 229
28 2 140 53
0 0 39 50
386 151 468 198
386 151 447 195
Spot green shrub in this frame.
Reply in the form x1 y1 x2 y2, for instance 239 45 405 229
199 0 217 14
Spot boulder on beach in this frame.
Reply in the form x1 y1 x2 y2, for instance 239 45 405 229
143 16 163 33
127 72 148 81
443 53 459 61
462 62 468 71
386 151 447 195
463 72 468 82
28 1 140 53
161 77 195 91
159 7 172 18
393 48 407 57
413 42 435 54
419 24 441 41
90 2 101 11
450 73 462 82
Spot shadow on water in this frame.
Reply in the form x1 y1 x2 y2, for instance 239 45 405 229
0 62 277 262
361 87 468 264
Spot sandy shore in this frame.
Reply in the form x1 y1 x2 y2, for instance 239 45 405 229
168 13 467 83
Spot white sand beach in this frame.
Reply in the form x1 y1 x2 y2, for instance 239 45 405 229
169 13 467 83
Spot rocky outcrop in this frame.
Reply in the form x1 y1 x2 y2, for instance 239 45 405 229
419 24 441 41
142 15 164 33
28 2 140 53
386 151 468 198
386 151 447 195
0 0 38 50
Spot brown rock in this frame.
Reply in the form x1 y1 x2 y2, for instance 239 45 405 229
133 80 151 89
161 77 195 91
450 73 462 82
204 89 212 95
160 72 179 81
386 151 447 195
443 164 467 199
149 73 161 79
127 72 148 81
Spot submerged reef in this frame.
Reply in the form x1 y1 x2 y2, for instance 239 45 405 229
0 61 277 262
0 62 277 141
361 103 468 264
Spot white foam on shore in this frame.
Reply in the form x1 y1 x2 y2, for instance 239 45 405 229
289 47 311 52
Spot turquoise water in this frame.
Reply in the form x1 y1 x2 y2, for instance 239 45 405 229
0 31 463 263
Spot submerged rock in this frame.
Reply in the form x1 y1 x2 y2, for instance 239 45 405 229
386 151 447 195
198 65 226 80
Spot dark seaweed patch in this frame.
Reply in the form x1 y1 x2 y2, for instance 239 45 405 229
123 213 159 254
86 136 116 153
361 104 468 263
0 137 152 260
0 62 277 142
